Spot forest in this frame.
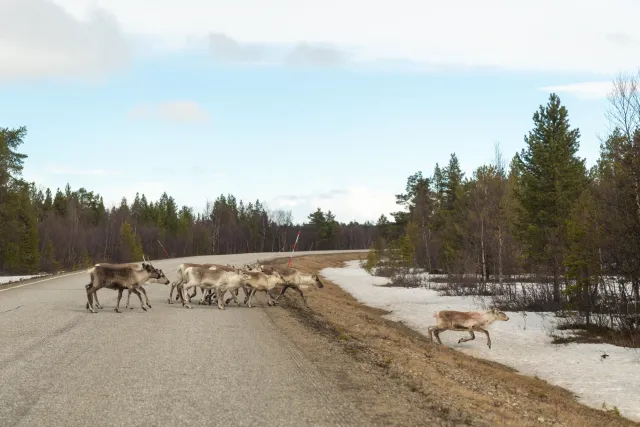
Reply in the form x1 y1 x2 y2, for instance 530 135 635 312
366 72 640 339
0 127 380 275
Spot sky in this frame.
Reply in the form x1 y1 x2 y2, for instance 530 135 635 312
1 0 638 224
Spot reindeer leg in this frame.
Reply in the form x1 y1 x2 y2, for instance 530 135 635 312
293 287 309 308
458 330 476 344
267 289 279 305
139 286 151 308
130 288 147 312
274 285 291 303
114 289 124 313
266 289 277 307
126 289 132 309
430 328 444 345
168 281 177 304
232 288 242 306
243 285 251 305
181 284 193 308
198 286 208 305
477 327 491 349
93 290 103 309
216 287 225 310
247 288 257 308
175 283 183 301
86 286 98 313
225 288 239 306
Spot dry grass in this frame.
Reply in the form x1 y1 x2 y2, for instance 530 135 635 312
265 253 638 427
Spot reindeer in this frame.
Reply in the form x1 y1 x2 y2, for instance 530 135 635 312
90 258 167 309
85 261 169 313
262 266 325 308
169 263 230 304
427 308 509 349
230 270 285 308
180 267 251 310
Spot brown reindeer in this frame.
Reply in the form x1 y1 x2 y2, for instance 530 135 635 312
85 262 169 313
428 308 509 349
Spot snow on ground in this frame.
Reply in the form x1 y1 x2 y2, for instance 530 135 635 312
321 261 640 422
0 275 46 285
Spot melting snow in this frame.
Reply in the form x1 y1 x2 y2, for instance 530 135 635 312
321 261 640 421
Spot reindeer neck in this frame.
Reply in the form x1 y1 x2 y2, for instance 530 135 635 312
133 268 151 283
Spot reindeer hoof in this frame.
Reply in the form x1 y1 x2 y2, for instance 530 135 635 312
114 308 121 313
167 299 173 304
142 306 147 312
147 304 152 309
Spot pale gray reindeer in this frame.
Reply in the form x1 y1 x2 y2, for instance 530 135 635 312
260 265 324 308
229 269 285 308
180 266 251 310
171 262 248 305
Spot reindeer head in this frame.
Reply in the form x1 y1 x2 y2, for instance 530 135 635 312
313 274 324 288
236 269 252 281
489 307 509 321
142 262 170 285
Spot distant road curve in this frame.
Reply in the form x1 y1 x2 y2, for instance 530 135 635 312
0 250 367 427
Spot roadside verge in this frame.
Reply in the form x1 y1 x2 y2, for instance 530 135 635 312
267 253 637 427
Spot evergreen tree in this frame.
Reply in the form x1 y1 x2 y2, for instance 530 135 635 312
513 93 587 303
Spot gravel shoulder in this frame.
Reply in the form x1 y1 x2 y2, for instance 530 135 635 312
267 253 638 427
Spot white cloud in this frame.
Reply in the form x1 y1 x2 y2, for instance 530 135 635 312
49 0 640 73
270 185 399 224
0 0 130 81
128 101 210 123
538 82 614 100
283 42 350 67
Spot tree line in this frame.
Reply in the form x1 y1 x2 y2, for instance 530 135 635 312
369 71 640 337
0 129 380 274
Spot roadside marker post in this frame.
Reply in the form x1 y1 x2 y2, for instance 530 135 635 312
287 230 301 268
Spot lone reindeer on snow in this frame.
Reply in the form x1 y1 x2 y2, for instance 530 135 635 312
428 308 509 349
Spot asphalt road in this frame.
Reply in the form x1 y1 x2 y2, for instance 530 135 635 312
0 250 368 427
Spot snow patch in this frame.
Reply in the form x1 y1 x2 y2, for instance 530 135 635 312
0 274 48 285
321 260 640 421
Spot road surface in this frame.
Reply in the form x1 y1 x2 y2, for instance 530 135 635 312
0 250 368 427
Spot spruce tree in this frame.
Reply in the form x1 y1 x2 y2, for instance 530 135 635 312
514 93 587 303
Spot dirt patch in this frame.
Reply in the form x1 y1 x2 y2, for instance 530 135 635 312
263 253 638 427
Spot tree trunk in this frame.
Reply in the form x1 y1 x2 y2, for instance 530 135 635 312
553 266 561 304
498 225 503 284
481 215 487 283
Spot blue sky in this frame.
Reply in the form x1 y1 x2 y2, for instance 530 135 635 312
0 0 636 224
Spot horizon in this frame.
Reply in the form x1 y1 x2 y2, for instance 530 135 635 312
2 0 636 224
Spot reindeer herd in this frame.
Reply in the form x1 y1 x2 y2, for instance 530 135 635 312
84 256 325 314
83 256 510 349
